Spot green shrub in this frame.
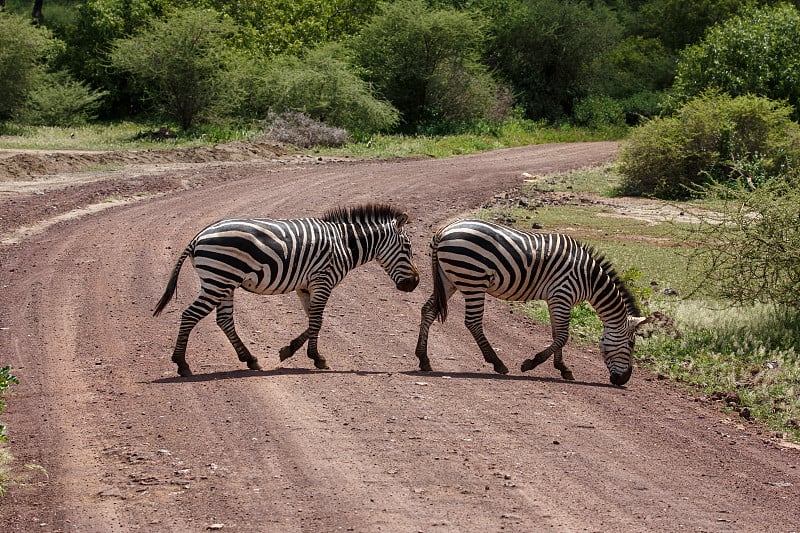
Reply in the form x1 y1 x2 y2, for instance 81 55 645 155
618 92 800 198
573 95 625 130
680 167 800 308
351 0 501 129
0 366 18 443
248 45 399 134
19 71 107 126
481 0 622 121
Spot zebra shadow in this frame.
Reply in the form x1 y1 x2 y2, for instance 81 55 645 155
151 367 619 388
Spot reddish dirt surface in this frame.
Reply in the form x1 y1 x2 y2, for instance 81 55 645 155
1 142 798 532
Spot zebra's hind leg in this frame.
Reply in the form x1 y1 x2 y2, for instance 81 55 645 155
464 292 509 375
415 294 437 371
171 293 216 376
216 295 261 371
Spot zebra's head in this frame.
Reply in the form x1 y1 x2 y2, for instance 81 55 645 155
376 212 420 292
599 315 650 386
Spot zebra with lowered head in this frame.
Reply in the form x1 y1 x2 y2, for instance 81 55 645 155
154 203 420 376
415 218 649 386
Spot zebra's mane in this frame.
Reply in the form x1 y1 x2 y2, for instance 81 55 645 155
582 243 642 316
322 203 406 224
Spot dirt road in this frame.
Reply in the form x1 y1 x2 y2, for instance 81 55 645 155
1 143 798 532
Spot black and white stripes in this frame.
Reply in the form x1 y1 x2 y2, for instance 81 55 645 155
154 203 419 376
415 219 648 385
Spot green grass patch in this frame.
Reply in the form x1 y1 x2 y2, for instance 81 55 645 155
321 120 622 159
0 121 260 151
0 119 621 157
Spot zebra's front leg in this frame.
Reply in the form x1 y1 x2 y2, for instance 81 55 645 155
216 295 261 371
464 292 509 374
279 286 330 369
553 348 574 381
521 299 573 380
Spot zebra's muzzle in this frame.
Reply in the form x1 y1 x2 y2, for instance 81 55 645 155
610 367 632 386
396 274 420 292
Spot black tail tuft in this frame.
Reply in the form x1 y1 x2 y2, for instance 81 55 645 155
153 244 193 317
430 231 449 323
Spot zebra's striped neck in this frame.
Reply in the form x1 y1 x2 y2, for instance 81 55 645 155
586 262 638 329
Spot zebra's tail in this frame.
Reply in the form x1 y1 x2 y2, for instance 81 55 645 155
153 242 194 317
430 231 449 324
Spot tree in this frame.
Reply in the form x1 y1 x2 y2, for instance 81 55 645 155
65 0 171 119
482 0 623 121
670 3 800 118
0 12 54 121
351 0 501 129
110 8 241 130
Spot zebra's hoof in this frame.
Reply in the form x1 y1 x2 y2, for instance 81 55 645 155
561 370 575 381
494 363 509 375
520 359 536 372
247 360 262 371
279 346 293 361
419 363 433 372
177 365 193 377
314 360 330 370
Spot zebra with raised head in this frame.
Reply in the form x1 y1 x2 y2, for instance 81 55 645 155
415 218 649 386
154 203 420 376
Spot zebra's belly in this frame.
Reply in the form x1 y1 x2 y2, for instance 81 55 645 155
239 270 304 296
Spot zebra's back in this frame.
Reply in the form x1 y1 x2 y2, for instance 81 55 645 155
436 219 592 303
192 217 336 296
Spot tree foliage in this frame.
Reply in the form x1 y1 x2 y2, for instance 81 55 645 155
0 12 56 121
197 0 379 56
351 0 502 129
483 0 623 121
242 45 399 134
671 3 800 117
110 8 241 130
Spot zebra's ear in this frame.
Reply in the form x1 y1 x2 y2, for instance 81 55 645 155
396 212 411 227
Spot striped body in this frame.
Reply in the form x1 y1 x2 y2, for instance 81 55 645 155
154 204 419 376
415 219 648 385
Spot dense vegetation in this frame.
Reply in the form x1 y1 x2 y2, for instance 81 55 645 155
1 0 797 136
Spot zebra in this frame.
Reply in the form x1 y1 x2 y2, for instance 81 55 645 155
153 203 420 377
414 218 649 385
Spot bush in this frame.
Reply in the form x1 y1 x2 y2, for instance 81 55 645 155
246 45 399 134
482 0 622 121
259 111 351 148
670 4 800 118
618 92 800 198
573 95 625 130
19 71 106 126
0 366 18 443
681 166 800 309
